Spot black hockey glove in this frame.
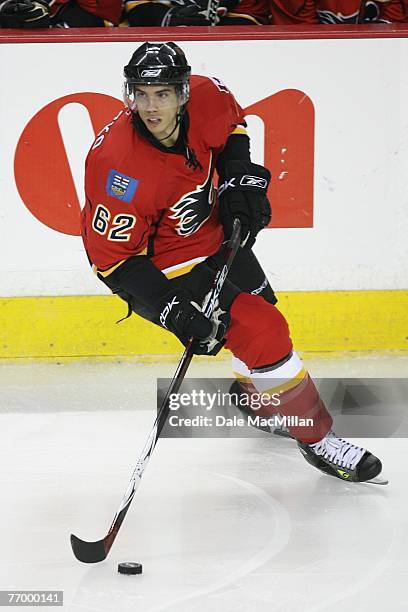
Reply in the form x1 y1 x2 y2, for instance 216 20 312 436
158 288 229 356
161 0 211 25
218 160 271 250
0 0 49 27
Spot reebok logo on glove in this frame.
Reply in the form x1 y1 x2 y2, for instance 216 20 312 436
218 160 271 250
217 178 235 196
160 296 179 328
218 175 268 197
239 176 268 188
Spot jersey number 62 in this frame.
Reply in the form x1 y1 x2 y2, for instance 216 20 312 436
92 204 136 242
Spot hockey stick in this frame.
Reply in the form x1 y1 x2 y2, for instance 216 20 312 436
70 218 242 563
206 0 220 25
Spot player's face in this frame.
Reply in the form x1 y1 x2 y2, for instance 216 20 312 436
135 85 179 139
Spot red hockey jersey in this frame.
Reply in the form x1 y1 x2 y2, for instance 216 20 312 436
268 0 319 23
231 0 270 24
50 0 123 24
317 0 407 23
81 76 245 276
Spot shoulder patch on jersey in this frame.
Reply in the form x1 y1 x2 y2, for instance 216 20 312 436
106 170 139 203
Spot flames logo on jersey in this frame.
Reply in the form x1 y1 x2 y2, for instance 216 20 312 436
318 2 386 24
169 155 216 237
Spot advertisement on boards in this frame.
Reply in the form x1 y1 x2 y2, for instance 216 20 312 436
1 39 408 295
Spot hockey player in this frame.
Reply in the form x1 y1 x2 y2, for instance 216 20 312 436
317 0 408 23
81 42 387 485
267 0 318 23
265 0 407 24
123 0 267 26
0 0 122 27
49 0 123 27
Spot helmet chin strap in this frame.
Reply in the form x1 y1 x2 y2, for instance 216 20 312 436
156 107 184 143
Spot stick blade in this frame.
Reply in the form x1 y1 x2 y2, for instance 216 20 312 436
70 533 107 563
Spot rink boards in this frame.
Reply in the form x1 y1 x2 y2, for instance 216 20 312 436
0 28 407 357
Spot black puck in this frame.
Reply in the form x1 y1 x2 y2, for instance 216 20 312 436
118 562 143 575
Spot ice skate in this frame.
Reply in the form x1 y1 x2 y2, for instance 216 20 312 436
298 430 388 484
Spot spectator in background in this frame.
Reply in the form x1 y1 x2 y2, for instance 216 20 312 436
317 0 408 23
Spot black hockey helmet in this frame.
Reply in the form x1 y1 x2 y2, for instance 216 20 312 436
123 42 191 111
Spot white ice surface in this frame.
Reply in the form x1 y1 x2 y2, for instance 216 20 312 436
0 354 407 612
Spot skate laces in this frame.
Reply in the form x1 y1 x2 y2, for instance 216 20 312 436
310 431 366 470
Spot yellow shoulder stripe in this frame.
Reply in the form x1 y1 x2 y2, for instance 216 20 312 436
94 249 147 278
125 0 156 11
232 127 248 136
165 262 199 279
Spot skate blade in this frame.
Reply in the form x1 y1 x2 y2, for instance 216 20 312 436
365 475 389 485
